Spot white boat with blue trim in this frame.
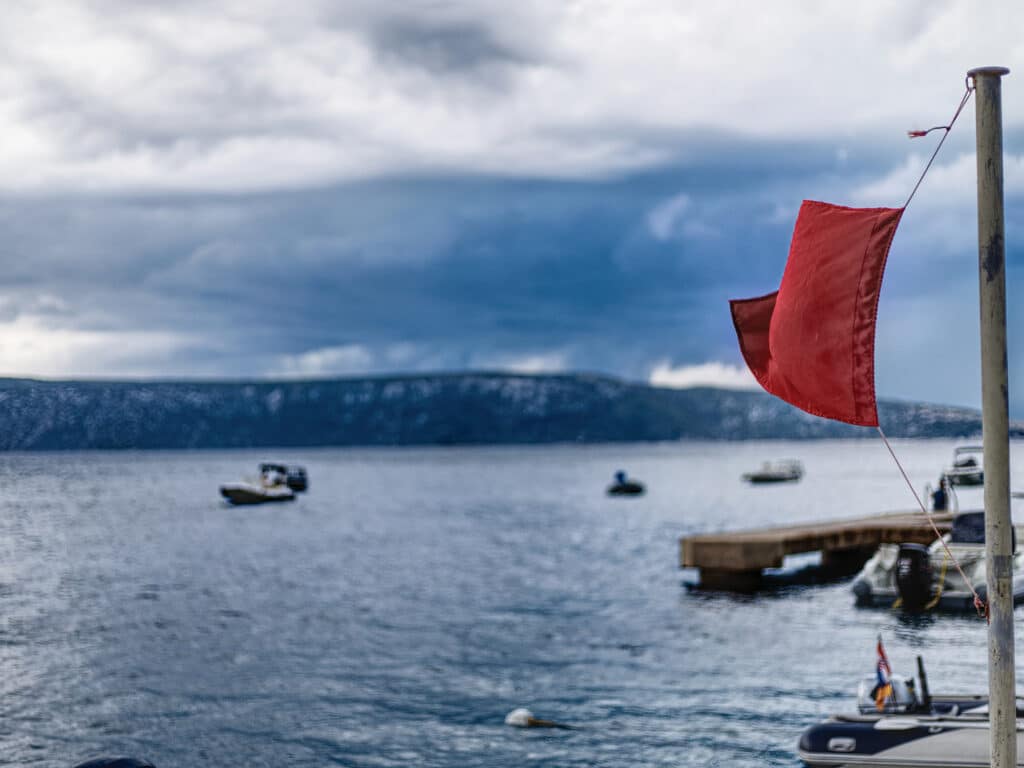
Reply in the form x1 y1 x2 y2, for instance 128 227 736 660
799 665 1024 767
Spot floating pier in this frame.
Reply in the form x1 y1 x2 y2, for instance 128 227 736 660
680 511 953 591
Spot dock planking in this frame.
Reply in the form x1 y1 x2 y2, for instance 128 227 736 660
680 510 954 591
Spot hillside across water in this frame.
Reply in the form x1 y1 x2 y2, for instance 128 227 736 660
0 372 1007 450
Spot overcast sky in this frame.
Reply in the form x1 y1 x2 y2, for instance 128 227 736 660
3 1 1024 413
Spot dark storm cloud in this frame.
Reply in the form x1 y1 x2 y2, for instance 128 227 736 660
0 131 911 372
363 15 536 79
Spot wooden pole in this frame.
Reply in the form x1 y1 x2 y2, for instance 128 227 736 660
969 64 1014 768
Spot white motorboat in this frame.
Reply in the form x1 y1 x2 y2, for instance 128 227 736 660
742 459 803 484
851 511 1024 612
944 445 984 487
220 465 296 505
799 664 1024 768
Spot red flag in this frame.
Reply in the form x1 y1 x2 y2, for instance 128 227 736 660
730 201 904 427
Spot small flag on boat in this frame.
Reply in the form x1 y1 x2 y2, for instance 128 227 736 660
875 635 894 711
730 201 904 427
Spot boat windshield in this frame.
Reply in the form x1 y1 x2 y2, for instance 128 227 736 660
953 446 983 459
950 511 1018 551
951 512 986 544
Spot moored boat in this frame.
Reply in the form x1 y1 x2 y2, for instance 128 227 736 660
799 667 1024 768
220 464 296 505
607 470 645 496
944 445 984 487
742 459 803 484
219 480 295 505
851 511 1024 612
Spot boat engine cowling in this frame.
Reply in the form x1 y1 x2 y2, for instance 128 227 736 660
895 543 933 612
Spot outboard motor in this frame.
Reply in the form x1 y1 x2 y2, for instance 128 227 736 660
895 543 933 611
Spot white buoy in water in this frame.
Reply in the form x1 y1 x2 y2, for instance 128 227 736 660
505 707 534 727
504 707 570 729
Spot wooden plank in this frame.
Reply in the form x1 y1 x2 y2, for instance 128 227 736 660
680 511 953 572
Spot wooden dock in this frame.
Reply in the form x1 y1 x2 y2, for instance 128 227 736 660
680 510 953 591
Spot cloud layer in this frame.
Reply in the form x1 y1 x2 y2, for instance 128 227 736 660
1 2 1023 414
4 2 1024 192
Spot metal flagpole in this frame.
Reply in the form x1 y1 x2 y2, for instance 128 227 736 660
969 64 1015 768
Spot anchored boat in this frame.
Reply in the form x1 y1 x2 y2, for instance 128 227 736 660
944 446 985 487
607 470 645 496
799 662 1024 768
851 511 1024 612
742 459 803 484
219 480 295 505
220 464 296 505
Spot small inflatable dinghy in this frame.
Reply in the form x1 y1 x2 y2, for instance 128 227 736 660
607 470 645 496
799 663 1024 768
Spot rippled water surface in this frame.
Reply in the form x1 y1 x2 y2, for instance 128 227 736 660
1 440 1021 767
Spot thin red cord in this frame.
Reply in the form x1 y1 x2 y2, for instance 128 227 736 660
902 84 974 209
874 84 987 619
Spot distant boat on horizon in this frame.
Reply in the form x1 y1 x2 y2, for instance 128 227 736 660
220 463 298 505
944 445 984 486
742 459 803 485
607 470 645 496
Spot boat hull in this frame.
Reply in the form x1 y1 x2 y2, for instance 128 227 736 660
800 716 1024 767
742 472 801 484
607 482 645 496
947 471 984 487
220 483 295 505
852 581 1024 612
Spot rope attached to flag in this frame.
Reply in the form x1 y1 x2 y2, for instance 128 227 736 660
874 83 988 620
729 79 990 621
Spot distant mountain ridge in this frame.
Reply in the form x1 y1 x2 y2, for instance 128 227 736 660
0 372 1009 450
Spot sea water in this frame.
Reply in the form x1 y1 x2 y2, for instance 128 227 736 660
0 440 1018 767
